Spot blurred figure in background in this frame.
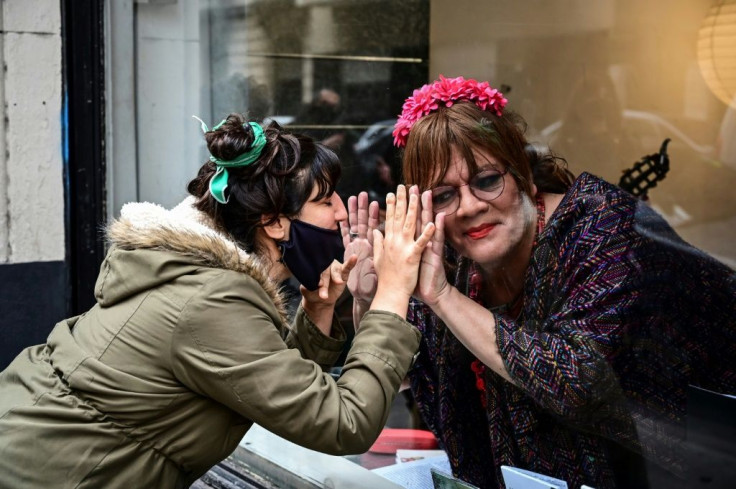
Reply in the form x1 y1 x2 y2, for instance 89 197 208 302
546 71 640 182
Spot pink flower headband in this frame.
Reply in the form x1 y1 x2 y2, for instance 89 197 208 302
392 75 508 148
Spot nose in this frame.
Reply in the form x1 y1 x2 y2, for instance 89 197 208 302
332 193 348 221
455 185 488 218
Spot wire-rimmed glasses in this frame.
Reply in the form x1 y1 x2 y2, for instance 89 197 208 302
430 167 510 215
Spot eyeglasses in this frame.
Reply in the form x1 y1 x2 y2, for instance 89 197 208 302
430 167 509 215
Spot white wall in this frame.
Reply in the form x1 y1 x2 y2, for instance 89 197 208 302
0 0 63 263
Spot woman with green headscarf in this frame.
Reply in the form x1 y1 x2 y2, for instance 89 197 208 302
0 113 435 488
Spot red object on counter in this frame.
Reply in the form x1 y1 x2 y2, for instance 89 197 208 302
368 428 439 454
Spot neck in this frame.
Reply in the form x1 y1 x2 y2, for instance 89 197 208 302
479 232 534 307
268 259 291 283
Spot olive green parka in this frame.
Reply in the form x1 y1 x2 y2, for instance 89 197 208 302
0 197 420 488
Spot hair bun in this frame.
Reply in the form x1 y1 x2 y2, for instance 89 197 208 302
205 113 254 161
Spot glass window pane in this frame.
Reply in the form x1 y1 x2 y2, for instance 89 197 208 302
128 0 428 215
105 2 736 487
428 0 736 266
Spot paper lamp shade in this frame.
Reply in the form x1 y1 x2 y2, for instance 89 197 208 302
698 0 736 107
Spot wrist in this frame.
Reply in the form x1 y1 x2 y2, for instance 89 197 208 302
301 297 334 317
370 284 411 319
428 284 456 320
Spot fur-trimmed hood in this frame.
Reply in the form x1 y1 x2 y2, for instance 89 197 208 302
100 196 288 321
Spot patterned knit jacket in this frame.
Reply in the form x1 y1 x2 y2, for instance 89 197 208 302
408 173 736 489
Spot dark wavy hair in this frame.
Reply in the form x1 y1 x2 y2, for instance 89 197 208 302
187 113 341 256
401 102 574 195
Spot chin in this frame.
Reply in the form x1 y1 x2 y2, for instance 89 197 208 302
470 251 508 269
455 242 506 267
474 233 525 266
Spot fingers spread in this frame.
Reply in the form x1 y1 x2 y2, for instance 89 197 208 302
340 220 350 248
403 190 419 237
434 212 446 244
384 192 396 237
368 201 379 245
348 194 359 232
415 222 436 249
357 191 369 239
393 185 407 235
421 190 433 230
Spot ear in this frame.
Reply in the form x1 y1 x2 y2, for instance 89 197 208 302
530 183 538 197
262 215 290 241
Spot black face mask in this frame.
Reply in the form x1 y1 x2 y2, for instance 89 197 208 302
278 219 345 291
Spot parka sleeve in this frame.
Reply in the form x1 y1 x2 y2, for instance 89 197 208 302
171 272 421 455
282 305 346 371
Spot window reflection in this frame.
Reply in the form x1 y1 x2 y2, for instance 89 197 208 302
128 1 735 266
203 0 429 206
428 0 736 267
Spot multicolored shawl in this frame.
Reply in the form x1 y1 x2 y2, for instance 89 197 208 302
408 173 736 489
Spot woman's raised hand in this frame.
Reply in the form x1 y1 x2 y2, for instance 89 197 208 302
413 190 451 307
370 185 435 316
303 256 358 304
341 192 380 306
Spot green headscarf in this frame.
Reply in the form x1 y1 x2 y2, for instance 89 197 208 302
194 116 267 204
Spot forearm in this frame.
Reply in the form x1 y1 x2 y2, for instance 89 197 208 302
430 285 512 383
433 287 622 418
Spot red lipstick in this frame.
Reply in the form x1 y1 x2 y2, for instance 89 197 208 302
466 224 496 240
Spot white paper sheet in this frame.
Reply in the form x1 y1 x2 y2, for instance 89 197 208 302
372 454 452 489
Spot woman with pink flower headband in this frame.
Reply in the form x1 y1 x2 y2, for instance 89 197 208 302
347 76 736 489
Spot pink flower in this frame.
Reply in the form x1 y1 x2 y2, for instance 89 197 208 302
393 75 508 147
392 118 413 147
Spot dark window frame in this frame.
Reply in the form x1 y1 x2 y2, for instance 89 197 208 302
62 0 107 315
